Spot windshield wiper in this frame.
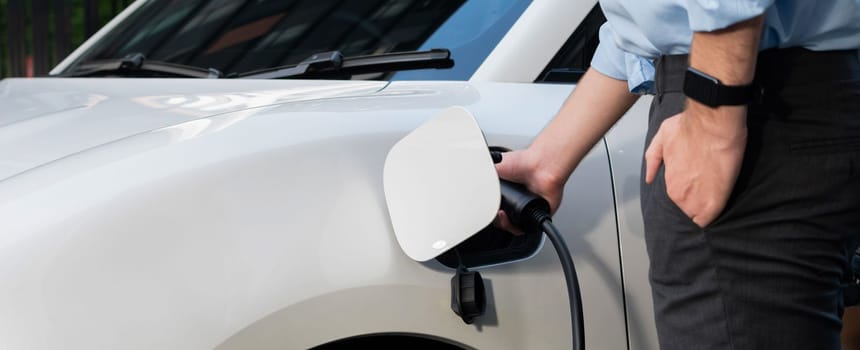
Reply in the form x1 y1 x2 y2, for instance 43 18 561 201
235 48 453 79
63 53 223 78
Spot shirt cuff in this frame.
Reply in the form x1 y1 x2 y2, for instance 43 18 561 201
625 54 655 94
686 0 773 32
590 23 628 81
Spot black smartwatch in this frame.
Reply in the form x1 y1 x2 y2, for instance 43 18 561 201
683 67 754 108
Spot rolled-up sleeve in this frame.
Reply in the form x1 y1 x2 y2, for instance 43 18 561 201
590 23 628 81
686 0 773 31
591 22 658 94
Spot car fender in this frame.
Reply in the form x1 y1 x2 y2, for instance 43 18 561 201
0 81 628 349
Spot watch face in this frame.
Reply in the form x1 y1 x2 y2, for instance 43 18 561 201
686 67 720 85
684 68 720 107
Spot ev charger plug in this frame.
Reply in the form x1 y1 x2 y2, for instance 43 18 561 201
449 151 586 350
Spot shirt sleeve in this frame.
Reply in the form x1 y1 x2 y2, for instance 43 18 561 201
591 23 658 94
686 0 773 31
590 22 628 81
624 54 655 94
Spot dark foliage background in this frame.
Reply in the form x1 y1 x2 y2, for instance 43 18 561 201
0 0 133 78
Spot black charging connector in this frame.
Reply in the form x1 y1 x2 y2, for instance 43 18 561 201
451 266 486 324
499 179 551 233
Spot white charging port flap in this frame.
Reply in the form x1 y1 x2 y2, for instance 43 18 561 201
383 106 500 261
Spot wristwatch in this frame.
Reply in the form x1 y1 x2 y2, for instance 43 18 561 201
683 67 754 108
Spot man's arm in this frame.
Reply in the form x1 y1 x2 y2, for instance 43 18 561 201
644 15 764 227
496 67 639 218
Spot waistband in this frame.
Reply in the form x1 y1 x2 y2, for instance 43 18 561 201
654 47 860 96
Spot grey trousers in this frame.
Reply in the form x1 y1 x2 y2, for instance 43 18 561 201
641 48 860 350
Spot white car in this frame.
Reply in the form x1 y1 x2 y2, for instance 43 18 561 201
0 0 657 349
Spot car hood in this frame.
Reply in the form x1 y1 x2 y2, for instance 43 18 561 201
0 78 387 181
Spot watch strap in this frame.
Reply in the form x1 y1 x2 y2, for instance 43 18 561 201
683 67 754 108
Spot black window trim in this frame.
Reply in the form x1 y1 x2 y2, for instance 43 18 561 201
536 4 606 84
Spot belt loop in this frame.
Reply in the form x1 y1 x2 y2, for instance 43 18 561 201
654 56 665 100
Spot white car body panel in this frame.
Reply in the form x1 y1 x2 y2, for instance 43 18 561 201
606 98 658 350
0 78 386 181
0 81 629 349
472 0 596 82
3 0 659 348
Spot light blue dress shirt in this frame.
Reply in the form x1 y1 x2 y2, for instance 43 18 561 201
591 0 860 93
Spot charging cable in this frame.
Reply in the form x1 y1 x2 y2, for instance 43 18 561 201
495 152 585 350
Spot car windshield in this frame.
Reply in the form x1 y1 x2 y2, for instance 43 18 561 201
61 0 530 81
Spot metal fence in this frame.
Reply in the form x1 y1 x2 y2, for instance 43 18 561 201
1 0 133 78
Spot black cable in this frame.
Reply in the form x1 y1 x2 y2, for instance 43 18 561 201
539 217 585 350
496 153 585 349
453 247 464 267
522 206 584 350
498 176 586 350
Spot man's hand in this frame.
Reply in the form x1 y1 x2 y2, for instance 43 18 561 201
644 102 747 228
494 149 566 235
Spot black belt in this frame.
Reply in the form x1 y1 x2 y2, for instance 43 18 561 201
654 47 860 98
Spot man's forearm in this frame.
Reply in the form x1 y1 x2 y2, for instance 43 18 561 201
687 15 764 133
690 15 763 85
530 67 639 186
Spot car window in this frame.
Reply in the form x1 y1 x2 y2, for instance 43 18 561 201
61 0 531 81
536 4 605 84
391 0 530 81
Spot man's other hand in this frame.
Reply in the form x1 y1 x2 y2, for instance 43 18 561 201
644 102 747 228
